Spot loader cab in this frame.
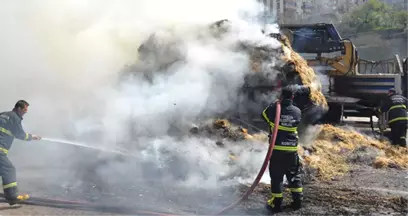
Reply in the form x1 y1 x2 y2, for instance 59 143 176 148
278 23 359 76
279 23 344 54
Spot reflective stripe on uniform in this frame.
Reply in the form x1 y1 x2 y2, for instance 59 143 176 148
262 109 297 133
269 122 297 132
0 127 13 137
0 127 29 140
388 117 408 124
386 105 408 124
271 193 283 198
267 193 283 207
3 182 17 189
383 105 407 113
400 137 406 139
389 105 407 111
289 187 303 193
274 145 298 151
262 108 273 125
267 197 274 207
0 147 8 154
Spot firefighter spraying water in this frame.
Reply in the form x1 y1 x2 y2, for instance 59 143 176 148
261 86 304 212
0 100 41 206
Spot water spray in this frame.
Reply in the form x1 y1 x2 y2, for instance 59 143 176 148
41 137 132 156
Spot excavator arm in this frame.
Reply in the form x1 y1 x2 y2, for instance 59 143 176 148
278 23 359 75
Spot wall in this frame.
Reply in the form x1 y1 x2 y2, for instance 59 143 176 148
344 29 408 61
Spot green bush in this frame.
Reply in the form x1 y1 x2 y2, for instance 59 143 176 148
342 0 408 33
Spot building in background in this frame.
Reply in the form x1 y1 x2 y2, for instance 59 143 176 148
257 0 312 23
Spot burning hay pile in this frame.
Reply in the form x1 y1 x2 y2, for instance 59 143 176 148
279 35 328 109
189 118 268 144
249 27 328 109
129 19 406 182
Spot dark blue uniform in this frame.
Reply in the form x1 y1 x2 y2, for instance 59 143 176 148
380 92 408 147
0 110 33 202
261 93 303 212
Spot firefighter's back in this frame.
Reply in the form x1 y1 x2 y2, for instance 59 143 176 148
0 111 17 151
274 98 302 153
387 94 408 125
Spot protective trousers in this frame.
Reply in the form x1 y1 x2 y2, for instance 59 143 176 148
390 121 407 147
0 153 18 200
268 151 303 211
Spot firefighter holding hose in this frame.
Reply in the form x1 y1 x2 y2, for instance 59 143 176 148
0 100 41 206
261 86 303 212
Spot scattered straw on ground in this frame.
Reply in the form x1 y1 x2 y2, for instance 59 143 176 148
301 124 408 180
197 119 408 181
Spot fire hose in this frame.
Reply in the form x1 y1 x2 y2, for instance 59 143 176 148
0 101 282 216
214 100 281 215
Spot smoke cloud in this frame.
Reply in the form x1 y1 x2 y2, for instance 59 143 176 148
1 0 285 210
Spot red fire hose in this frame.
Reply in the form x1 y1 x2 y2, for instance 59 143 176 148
0 101 281 216
214 100 281 215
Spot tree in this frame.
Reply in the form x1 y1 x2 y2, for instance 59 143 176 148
393 11 408 29
341 0 408 33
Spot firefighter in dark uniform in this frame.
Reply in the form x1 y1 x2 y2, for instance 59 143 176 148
0 100 41 206
379 88 408 147
261 86 303 212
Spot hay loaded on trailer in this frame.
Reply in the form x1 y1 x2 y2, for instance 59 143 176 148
120 19 329 140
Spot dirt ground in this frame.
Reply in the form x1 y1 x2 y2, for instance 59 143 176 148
1 119 407 215
241 165 408 215
0 162 406 215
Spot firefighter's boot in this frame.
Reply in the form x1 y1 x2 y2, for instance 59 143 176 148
266 197 283 213
6 194 29 206
291 192 303 210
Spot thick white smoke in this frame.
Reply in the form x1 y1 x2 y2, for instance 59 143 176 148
1 0 284 199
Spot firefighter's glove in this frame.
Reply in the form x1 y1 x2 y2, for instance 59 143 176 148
32 135 42 140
